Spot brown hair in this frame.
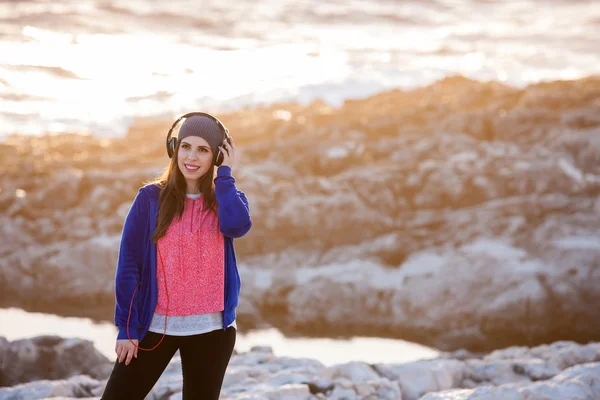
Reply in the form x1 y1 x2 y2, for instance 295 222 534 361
146 140 218 242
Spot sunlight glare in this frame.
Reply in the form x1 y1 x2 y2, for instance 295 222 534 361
22 26 73 45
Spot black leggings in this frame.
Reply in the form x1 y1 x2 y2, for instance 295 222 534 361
101 327 236 400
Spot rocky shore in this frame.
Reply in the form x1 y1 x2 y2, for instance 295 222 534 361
1 336 599 399
1 75 600 352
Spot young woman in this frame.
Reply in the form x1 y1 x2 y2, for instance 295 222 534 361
101 113 252 400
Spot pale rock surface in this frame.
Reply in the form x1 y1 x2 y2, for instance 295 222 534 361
420 362 600 400
1 341 600 400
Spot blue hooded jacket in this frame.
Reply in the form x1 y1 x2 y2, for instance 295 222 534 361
113 165 252 342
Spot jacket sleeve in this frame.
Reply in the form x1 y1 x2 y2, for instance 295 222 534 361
114 188 149 340
214 165 252 238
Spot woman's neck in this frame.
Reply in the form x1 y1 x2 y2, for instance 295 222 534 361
185 181 201 195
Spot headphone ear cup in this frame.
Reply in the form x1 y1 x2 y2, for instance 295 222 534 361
215 134 232 166
215 149 223 166
167 137 177 158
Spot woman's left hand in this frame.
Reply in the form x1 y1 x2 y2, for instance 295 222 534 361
218 137 239 172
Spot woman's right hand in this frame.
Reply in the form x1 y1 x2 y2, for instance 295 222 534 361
115 339 138 366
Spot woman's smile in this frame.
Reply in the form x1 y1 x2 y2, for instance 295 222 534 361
184 163 200 172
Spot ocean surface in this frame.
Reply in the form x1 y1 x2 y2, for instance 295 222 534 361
1 0 599 138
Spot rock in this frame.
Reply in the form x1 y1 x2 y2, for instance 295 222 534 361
420 362 600 400
323 362 380 383
0 374 105 400
0 336 111 387
46 375 103 398
0 338 599 400
266 372 310 387
33 169 84 209
373 359 464 400
0 235 119 320
356 379 402 400
0 216 34 257
218 346 326 400
327 386 358 400
251 346 274 354
307 379 334 394
115 201 132 220
2 76 600 352
44 235 119 298
321 378 402 400
263 383 312 400
369 341 600 400
249 234 600 352
485 341 600 371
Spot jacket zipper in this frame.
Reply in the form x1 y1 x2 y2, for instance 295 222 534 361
223 238 228 331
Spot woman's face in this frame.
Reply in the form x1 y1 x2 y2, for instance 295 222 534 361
177 136 213 186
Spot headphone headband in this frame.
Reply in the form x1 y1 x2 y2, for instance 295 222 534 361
165 112 230 164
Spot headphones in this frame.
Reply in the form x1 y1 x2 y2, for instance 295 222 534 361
165 111 231 166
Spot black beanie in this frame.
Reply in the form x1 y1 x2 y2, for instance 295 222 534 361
177 115 224 159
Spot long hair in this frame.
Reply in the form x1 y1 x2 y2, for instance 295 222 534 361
146 140 218 243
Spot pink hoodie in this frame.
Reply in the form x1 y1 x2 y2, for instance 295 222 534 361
155 196 225 316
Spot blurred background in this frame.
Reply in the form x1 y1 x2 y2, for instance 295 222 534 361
1 0 600 382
